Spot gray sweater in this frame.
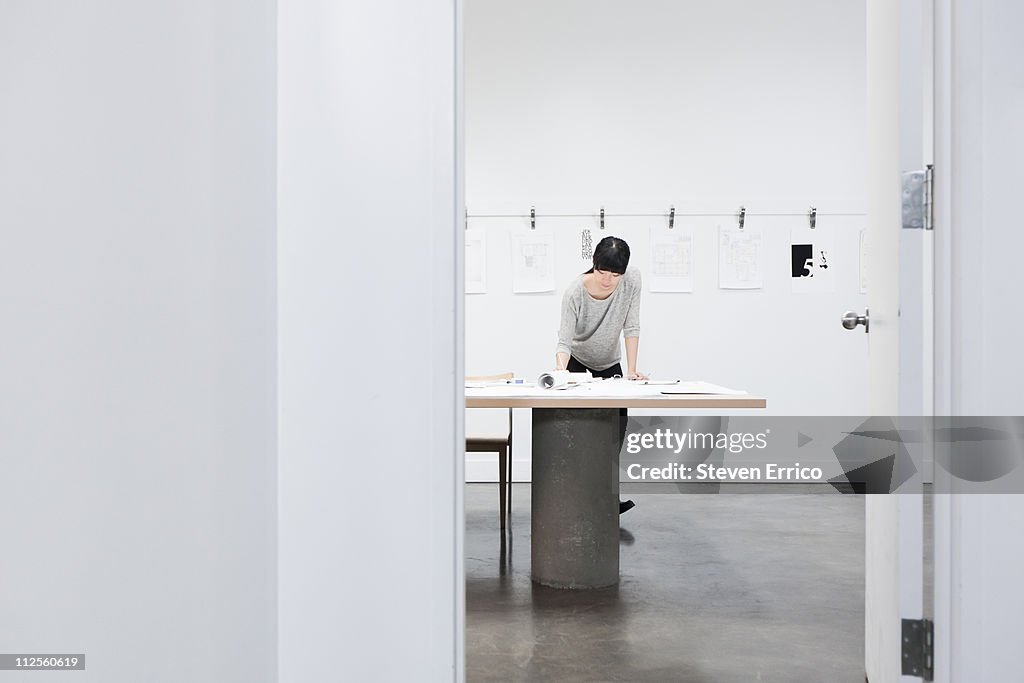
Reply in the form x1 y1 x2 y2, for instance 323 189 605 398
556 268 641 371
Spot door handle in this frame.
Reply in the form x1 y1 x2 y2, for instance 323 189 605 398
842 309 869 333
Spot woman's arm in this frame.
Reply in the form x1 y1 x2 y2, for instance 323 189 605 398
624 336 647 380
623 270 646 379
555 288 577 370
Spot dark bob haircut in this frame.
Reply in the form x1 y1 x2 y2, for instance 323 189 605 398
586 236 630 274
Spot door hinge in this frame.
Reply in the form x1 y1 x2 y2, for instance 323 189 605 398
902 618 934 680
902 165 934 230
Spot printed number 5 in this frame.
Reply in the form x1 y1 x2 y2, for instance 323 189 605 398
801 257 813 277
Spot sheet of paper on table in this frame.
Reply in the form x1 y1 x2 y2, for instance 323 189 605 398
465 384 573 397
660 381 746 395
465 381 651 398
465 381 509 388
577 380 666 397
465 379 748 397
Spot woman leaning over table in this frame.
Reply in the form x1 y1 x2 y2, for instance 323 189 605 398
554 235 646 514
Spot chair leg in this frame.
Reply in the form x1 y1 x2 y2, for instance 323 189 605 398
498 449 507 531
506 444 512 520
507 409 513 524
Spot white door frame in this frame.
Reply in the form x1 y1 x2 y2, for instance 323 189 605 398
929 0 1024 679
930 0 1024 679
276 1 464 680
864 0 932 680
931 0 954 677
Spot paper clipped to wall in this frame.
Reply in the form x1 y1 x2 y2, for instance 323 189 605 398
511 230 555 293
465 228 487 294
719 227 763 289
790 226 835 293
649 227 694 292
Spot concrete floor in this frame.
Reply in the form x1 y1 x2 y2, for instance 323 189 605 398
466 484 866 682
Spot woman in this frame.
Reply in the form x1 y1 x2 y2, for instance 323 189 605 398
555 235 646 514
555 236 647 381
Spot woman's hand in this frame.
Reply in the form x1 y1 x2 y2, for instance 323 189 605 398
627 370 649 381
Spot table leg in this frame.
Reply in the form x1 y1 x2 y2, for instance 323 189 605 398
531 408 620 589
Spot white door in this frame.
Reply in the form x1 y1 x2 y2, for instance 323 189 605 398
931 0 1024 680
863 0 930 681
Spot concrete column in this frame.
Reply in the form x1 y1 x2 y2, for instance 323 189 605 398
531 408 620 588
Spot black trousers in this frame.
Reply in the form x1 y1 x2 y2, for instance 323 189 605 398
567 356 623 379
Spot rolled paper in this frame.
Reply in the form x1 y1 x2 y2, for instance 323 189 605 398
538 370 591 389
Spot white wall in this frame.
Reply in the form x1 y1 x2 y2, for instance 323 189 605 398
934 0 1024 680
465 0 869 480
0 3 277 682
277 1 462 681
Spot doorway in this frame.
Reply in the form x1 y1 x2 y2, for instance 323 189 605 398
461 1 922 681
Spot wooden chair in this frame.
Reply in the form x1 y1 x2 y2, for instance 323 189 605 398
466 372 514 530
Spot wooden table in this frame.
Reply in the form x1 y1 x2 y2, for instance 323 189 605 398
467 384 766 589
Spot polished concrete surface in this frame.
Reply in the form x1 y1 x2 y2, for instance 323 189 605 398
532 408 621 589
466 484 866 682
